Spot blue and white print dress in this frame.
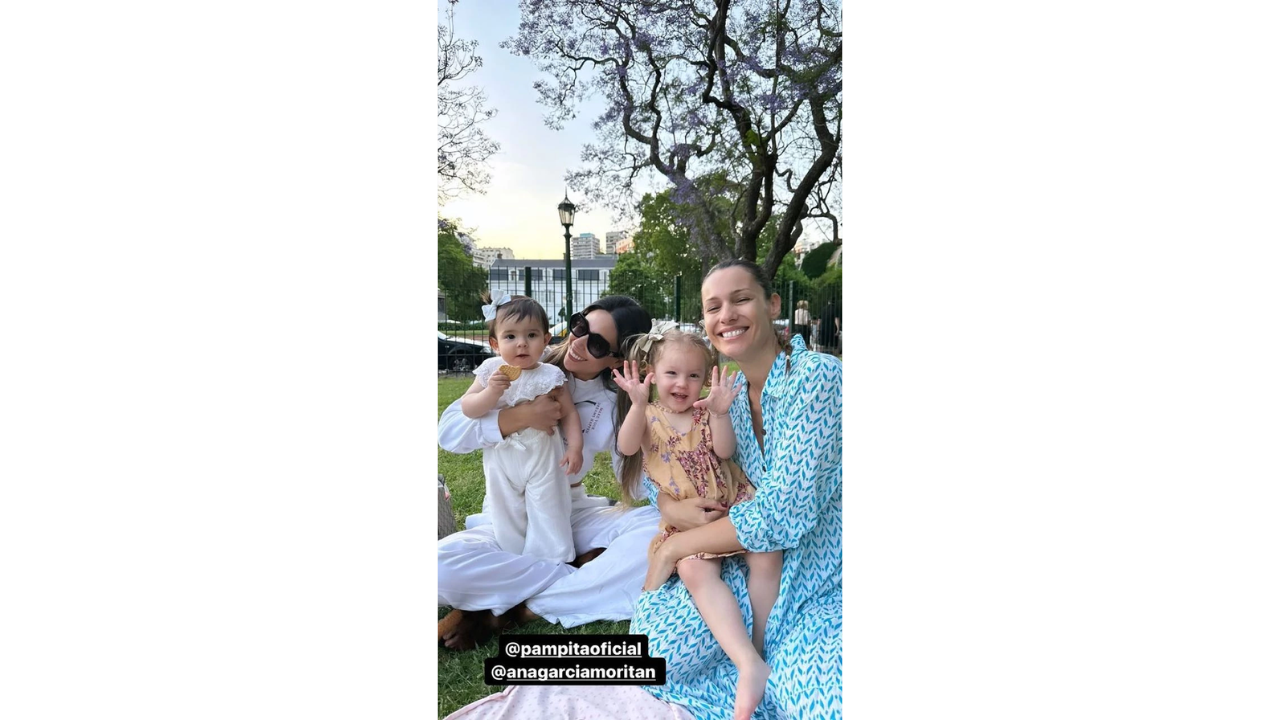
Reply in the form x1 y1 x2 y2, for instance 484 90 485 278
632 336 842 719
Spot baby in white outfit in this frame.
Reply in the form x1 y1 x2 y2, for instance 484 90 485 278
458 295 582 562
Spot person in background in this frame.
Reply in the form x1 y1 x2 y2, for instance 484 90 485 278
816 299 841 356
792 300 811 346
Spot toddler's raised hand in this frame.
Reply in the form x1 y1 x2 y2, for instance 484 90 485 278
612 360 653 406
694 365 741 416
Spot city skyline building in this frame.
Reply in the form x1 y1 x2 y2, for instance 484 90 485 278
570 233 602 260
605 230 630 255
472 246 515 268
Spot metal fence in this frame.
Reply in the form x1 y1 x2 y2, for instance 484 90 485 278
438 269 841 375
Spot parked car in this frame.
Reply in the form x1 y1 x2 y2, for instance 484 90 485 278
438 331 494 374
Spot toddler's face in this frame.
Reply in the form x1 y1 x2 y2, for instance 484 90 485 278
652 347 706 413
489 316 549 369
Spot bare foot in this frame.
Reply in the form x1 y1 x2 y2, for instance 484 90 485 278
733 655 770 720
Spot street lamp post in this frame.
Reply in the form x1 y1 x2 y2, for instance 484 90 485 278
558 191 576 321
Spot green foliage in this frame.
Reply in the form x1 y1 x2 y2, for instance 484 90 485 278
774 253 813 301
814 265 842 294
801 241 839 279
810 266 842 310
625 190 712 319
606 250 671 317
438 218 489 321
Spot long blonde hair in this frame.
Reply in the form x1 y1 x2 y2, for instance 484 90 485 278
614 328 716 506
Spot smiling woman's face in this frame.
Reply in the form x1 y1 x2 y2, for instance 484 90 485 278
563 309 622 378
701 266 781 360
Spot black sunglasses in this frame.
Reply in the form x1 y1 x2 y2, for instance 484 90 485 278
569 312 622 359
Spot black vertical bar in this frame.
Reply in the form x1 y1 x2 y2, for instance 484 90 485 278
788 280 795 336
564 232 573 321
674 274 682 323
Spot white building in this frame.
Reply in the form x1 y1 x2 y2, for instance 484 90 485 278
794 236 834 267
473 246 515 268
605 230 630 255
488 257 617 322
795 236 824 254
570 233 601 260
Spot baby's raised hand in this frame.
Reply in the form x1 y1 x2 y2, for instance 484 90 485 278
486 373 512 397
611 360 653 406
559 448 583 475
694 365 741 416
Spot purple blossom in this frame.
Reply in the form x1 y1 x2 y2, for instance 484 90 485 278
759 91 785 114
506 0 841 255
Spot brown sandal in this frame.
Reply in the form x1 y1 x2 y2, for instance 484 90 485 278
439 606 529 651
438 608 464 641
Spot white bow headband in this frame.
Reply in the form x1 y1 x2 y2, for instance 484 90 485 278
481 294 513 322
634 320 679 356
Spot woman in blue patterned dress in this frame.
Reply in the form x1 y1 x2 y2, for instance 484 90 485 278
631 259 842 720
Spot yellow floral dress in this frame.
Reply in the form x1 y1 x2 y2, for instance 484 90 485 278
643 402 754 561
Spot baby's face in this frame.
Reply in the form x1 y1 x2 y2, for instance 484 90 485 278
652 348 706 413
489 316 548 369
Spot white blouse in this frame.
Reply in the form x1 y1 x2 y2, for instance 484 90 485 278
474 357 567 408
439 370 622 485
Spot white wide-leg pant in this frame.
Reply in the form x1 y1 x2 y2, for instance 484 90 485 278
438 491 662 627
482 427 574 563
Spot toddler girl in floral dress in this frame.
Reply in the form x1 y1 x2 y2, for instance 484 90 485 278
614 328 782 720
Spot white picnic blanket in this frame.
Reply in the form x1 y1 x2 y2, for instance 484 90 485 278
444 686 694 720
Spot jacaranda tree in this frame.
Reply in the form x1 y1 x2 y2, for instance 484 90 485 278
505 0 841 280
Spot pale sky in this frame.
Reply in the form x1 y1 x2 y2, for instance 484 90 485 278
439 1 660 259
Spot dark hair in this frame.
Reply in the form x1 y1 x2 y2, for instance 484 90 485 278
703 258 789 359
544 296 652 389
707 258 775 296
481 293 549 340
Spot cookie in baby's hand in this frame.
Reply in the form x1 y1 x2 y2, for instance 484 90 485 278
497 364 522 381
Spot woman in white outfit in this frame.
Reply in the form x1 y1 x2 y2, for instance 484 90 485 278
439 296 684 649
